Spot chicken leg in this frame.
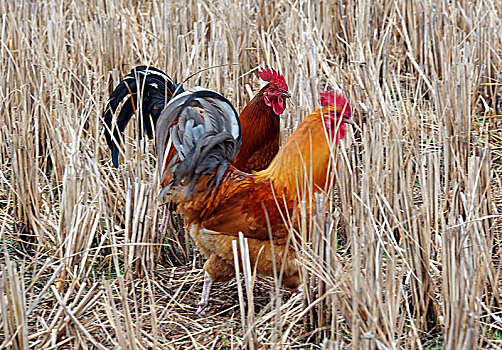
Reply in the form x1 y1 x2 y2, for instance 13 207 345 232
197 271 213 315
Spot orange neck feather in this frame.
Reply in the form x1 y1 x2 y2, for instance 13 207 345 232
255 107 338 198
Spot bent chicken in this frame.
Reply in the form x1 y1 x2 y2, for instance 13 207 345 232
103 66 290 170
157 89 352 314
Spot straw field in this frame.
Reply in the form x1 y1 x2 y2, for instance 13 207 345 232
1 0 501 348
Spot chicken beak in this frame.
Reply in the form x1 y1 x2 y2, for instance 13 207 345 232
342 117 354 125
282 91 291 98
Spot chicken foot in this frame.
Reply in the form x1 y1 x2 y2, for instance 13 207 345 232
197 271 213 315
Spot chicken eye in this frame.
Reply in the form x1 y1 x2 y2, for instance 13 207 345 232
269 88 275 92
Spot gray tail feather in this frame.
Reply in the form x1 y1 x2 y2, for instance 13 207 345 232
156 88 241 197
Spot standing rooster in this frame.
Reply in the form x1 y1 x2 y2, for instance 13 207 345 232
103 66 290 171
157 89 352 314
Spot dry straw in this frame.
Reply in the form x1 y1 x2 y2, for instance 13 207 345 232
0 0 500 348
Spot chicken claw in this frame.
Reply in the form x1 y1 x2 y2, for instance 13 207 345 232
197 271 213 316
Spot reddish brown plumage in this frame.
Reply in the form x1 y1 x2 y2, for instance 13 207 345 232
232 67 290 172
171 93 352 290
232 85 282 172
224 68 290 172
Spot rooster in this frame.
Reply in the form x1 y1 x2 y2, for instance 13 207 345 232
156 89 352 314
103 66 290 170
232 68 290 172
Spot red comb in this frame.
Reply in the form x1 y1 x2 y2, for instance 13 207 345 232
320 91 335 107
320 91 347 107
320 91 351 116
259 67 288 91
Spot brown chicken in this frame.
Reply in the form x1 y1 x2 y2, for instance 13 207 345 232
232 67 290 172
157 89 352 314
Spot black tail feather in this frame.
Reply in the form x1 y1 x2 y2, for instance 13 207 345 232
103 66 184 167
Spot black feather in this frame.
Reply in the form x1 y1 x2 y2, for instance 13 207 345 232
103 66 184 167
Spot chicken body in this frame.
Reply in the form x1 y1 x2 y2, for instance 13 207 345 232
233 67 290 171
159 89 352 313
233 83 289 171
